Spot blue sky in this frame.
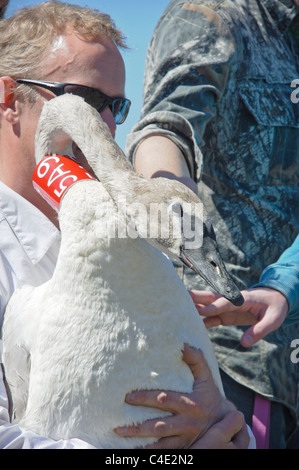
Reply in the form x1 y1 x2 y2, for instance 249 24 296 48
5 0 170 150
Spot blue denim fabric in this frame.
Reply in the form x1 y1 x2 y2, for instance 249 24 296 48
254 235 299 324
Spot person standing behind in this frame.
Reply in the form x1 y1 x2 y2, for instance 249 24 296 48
126 0 299 448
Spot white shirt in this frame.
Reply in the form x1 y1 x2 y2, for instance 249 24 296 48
0 182 95 448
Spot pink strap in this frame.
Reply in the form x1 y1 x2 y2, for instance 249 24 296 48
252 394 271 449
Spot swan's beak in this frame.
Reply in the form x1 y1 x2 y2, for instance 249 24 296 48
179 227 244 306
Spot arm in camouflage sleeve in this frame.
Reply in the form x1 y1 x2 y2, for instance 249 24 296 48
125 0 236 182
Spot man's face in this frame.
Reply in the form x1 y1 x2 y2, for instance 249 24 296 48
20 30 126 175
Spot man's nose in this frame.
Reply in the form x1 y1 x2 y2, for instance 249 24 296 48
100 106 116 138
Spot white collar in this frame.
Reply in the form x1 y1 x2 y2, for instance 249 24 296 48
0 182 60 265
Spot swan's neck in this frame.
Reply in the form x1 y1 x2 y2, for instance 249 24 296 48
35 99 147 208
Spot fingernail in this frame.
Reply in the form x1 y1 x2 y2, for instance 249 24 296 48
242 335 252 347
125 392 135 403
114 426 128 435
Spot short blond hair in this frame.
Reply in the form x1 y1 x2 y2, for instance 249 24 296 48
0 1 127 100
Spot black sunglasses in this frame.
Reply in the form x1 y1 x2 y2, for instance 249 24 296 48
15 78 131 125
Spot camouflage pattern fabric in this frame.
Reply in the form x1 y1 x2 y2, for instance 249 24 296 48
126 0 299 426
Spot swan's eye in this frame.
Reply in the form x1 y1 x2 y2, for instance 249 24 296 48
170 202 183 216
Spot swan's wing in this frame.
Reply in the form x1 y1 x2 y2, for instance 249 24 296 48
2 285 35 422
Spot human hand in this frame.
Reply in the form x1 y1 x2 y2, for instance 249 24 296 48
190 410 250 449
190 287 289 347
114 344 235 449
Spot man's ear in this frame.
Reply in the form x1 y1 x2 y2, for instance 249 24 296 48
0 76 20 124
0 76 16 104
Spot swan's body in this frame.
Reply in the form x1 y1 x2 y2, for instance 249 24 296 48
2 95 243 448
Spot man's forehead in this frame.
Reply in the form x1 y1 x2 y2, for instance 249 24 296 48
42 32 123 76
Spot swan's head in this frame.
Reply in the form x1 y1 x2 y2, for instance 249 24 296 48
35 94 243 306
126 177 244 306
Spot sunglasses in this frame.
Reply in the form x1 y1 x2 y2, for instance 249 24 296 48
15 78 131 125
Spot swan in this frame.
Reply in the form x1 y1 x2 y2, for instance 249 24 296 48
2 94 243 449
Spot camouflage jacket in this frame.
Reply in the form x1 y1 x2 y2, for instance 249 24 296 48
126 0 299 418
